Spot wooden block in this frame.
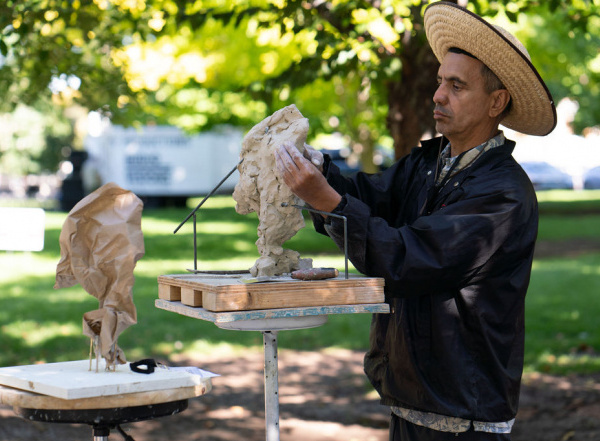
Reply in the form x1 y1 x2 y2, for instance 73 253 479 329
157 274 385 312
158 283 181 301
181 287 203 307
202 284 384 312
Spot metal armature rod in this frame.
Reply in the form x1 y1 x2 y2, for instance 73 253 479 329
173 159 243 234
281 203 349 279
193 213 197 271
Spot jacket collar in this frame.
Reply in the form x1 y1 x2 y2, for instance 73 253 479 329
420 135 516 169
417 135 517 216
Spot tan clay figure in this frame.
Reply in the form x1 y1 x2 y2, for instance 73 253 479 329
233 105 313 276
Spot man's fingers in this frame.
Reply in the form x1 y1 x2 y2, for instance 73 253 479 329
303 143 324 169
275 145 300 184
282 142 314 172
276 142 324 181
274 148 291 175
283 142 303 161
274 148 287 174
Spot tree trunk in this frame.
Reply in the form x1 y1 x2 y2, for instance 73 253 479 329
386 7 443 160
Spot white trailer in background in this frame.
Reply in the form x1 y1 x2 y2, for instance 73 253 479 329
83 125 243 206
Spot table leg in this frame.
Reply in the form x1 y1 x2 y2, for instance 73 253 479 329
93 425 110 441
263 331 280 441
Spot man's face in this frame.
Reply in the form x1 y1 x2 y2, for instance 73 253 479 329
433 52 497 150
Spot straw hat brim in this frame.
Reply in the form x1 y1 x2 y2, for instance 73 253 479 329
424 1 556 136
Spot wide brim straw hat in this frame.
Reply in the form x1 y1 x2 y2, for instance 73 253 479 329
424 1 557 136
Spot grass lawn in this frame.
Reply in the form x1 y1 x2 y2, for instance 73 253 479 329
1 190 599 375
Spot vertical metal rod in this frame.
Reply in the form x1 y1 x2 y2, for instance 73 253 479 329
95 335 100 373
281 203 349 279
193 213 198 271
263 331 280 441
110 343 116 371
88 338 94 371
343 216 348 279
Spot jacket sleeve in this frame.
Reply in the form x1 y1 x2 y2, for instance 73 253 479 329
311 154 412 236
319 164 538 297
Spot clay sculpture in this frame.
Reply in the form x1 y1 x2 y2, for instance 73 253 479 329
233 105 313 276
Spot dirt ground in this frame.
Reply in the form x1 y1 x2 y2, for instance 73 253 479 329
1 349 599 441
1 241 599 441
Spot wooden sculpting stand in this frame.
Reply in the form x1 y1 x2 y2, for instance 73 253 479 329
155 274 389 441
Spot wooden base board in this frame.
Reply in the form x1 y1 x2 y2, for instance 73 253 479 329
0 360 215 400
0 383 210 410
158 274 385 312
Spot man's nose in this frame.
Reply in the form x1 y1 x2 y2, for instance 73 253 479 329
433 83 446 105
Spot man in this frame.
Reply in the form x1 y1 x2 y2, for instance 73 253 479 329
275 2 556 440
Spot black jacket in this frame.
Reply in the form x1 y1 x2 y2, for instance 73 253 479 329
312 136 538 422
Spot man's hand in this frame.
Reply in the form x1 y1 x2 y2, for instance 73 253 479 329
274 142 342 214
302 143 324 172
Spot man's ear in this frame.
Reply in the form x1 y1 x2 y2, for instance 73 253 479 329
489 89 511 118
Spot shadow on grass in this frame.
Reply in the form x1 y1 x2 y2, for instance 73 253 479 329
524 253 600 374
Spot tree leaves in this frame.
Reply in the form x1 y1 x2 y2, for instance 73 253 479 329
1 0 599 169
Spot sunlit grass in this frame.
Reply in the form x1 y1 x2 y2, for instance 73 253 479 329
538 215 600 240
525 254 600 374
536 189 600 215
530 351 600 375
3 321 81 346
143 218 254 236
1 194 600 374
536 189 600 202
0 252 59 282
187 196 242 210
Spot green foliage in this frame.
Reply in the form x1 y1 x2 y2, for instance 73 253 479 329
0 105 46 175
2 0 600 171
187 0 437 159
136 0 600 160
0 0 149 117
0 102 74 175
512 8 600 133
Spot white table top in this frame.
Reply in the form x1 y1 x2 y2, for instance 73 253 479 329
0 360 214 401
